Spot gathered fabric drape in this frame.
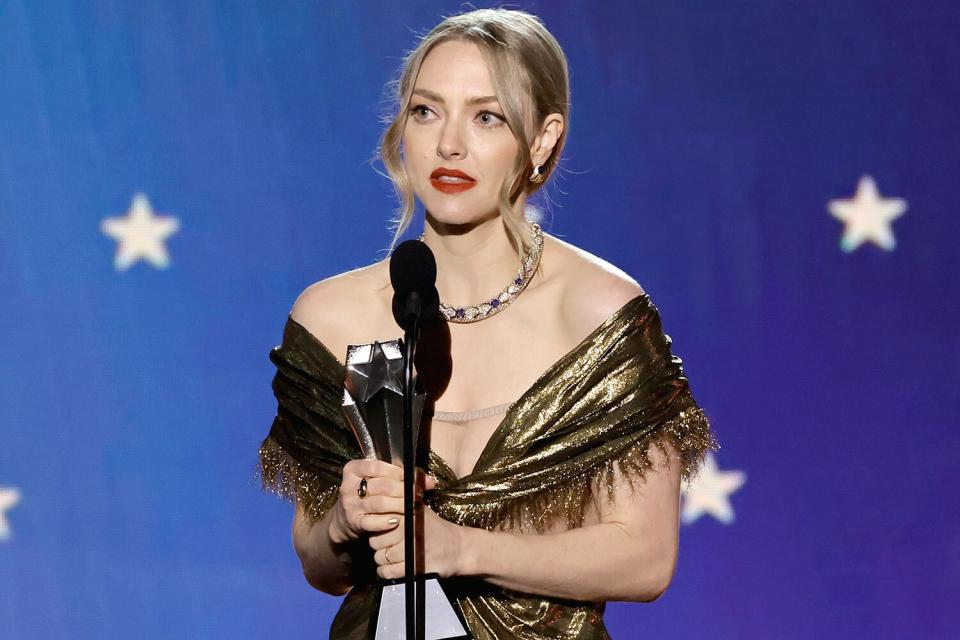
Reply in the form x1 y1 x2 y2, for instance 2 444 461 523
258 292 718 639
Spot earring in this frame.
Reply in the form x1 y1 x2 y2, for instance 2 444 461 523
529 163 545 184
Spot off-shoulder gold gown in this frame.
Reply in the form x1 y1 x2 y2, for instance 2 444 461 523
258 292 718 639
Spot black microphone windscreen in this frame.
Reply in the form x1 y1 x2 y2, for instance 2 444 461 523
390 240 440 328
390 240 437 294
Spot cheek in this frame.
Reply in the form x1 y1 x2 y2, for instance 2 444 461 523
483 140 521 179
402 127 433 159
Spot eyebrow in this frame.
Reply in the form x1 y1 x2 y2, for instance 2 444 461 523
412 88 499 106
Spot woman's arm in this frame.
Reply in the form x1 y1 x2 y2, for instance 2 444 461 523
292 502 356 596
370 439 682 602
462 440 682 602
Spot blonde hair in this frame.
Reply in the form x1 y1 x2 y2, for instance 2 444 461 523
376 7 570 255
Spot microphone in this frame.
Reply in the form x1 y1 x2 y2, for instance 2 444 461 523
389 239 444 640
390 239 440 331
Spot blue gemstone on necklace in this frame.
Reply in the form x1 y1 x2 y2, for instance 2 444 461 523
514 277 523 286
490 298 500 308
455 308 465 318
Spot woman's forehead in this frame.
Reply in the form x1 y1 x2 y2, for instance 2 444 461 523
417 40 495 95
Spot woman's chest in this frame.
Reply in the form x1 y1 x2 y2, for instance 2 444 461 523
421 317 576 479
428 412 505 480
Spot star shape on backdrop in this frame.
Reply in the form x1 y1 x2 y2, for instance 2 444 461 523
680 453 745 525
0 486 21 541
348 342 405 402
827 175 907 252
101 192 180 270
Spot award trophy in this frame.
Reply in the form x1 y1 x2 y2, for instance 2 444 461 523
341 339 471 640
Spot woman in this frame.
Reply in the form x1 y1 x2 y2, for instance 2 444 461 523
258 8 718 638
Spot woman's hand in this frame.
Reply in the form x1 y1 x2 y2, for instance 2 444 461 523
368 501 464 580
327 459 436 546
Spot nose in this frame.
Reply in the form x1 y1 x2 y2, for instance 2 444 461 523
436 119 465 160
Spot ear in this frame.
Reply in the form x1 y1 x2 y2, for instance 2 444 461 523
529 113 565 165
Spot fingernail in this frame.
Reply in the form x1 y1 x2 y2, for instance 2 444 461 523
388 517 399 525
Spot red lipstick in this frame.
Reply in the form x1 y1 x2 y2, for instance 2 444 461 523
430 167 477 194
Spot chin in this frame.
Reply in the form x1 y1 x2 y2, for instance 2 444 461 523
420 194 497 226
425 205 500 229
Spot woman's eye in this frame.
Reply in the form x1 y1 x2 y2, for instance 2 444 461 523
409 104 432 119
478 111 505 127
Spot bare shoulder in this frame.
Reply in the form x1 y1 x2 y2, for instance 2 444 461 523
288 258 391 346
542 233 646 334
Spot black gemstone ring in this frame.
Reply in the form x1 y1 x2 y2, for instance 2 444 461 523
357 477 368 499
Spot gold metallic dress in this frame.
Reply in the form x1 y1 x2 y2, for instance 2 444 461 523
258 292 718 639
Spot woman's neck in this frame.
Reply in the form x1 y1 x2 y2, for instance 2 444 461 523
422 211 529 306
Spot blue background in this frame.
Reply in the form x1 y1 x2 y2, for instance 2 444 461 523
1 1 958 637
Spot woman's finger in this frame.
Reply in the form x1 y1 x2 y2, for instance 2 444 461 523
374 544 405 567
353 494 404 516
377 559 404 580
356 478 426 505
358 513 400 534
368 521 403 550
364 476 406 499
345 460 436 491
346 458 403 481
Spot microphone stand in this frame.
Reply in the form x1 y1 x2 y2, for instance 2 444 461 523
401 292 423 640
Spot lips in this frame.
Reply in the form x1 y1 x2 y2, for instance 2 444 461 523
429 167 477 194
430 167 475 181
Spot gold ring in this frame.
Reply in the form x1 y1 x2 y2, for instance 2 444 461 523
384 547 391 564
357 477 368 499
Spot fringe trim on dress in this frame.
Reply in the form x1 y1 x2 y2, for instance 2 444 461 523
257 437 338 523
432 405 719 534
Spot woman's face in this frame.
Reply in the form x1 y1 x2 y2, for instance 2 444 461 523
401 39 522 227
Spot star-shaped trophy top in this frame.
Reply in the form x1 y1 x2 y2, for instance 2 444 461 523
347 341 405 403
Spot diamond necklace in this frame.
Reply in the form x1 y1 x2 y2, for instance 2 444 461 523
418 222 543 323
